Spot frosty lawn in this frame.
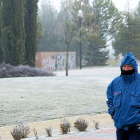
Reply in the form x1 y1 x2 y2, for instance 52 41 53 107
0 67 120 126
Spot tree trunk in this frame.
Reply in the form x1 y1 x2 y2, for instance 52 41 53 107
88 43 93 65
66 43 69 76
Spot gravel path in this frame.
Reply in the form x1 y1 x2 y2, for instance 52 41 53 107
0 67 120 127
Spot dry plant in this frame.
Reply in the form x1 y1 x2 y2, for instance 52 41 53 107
74 118 88 131
93 120 99 129
60 119 71 134
33 128 39 139
18 123 30 138
45 127 52 137
11 123 30 140
11 126 22 140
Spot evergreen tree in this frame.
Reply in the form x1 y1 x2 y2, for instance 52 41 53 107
113 3 140 60
92 0 122 39
25 0 38 67
84 32 109 66
71 0 121 66
72 0 109 66
84 0 121 66
36 16 44 46
1 0 25 66
0 0 3 63
84 1 109 66
134 1 140 17
38 0 63 52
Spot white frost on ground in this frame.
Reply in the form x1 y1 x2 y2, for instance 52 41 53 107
0 66 120 127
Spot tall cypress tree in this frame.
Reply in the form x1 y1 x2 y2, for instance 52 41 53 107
1 0 25 66
0 0 3 63
25 0 38 67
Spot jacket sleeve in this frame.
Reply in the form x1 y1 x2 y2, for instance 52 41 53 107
106 81 115 117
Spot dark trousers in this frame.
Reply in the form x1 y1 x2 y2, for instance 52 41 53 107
117 126 140 140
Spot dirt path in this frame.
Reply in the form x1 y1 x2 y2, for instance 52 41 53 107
0 113 114 140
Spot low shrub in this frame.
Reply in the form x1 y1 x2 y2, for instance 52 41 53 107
11 126 22 140
60 119 71 134
93 120 99 129
11 123 30 140
0 63 55 78
33 128 39 139
45 127 52 137
74 118 88 131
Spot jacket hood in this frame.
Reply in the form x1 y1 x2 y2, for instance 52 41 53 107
120 52 138 76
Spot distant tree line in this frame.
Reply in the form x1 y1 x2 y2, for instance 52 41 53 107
1 0 140 68
39 0 140 66
112 2 140 60
38 0 122 66
0 0 40 67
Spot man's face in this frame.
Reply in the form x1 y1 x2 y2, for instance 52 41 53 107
122 65 133 71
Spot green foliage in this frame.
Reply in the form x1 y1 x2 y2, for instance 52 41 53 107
2 0 25 66
37 16 44 46
24 0 38 67
93 0 122 39
134 2 140 17
38 0 63 52
84 33 109 66
73 0 109 66
38 0 122 67
113 3 140 60
0 0 3 63
70 0 122 66
0 0 39 66
83 0 122 66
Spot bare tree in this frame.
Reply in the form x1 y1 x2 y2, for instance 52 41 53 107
52 0 82 76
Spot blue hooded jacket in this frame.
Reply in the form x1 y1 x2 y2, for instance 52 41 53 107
106 52 140 130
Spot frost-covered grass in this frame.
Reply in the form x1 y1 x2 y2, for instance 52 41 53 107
0 66 121 126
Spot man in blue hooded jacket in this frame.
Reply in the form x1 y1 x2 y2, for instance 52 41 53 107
106 52 140 140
